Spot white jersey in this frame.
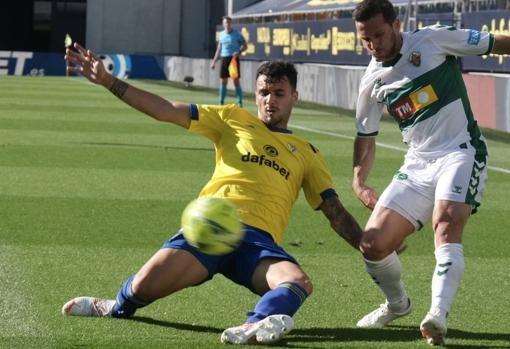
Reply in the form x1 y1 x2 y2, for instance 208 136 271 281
356 25 493 158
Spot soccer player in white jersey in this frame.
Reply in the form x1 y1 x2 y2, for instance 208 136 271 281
62 43 364 345
351 0 510 345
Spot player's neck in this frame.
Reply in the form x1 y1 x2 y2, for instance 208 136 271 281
383 33 404 64
396 32 403 52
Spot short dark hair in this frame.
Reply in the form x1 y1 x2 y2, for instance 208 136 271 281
352 0 397 24
222 16 232 22
256 61 298 90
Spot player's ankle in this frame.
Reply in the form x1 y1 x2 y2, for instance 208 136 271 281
428 307 448 319
388 297 410 313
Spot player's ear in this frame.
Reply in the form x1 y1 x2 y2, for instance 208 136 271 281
292 90 299 106
393 18 401 32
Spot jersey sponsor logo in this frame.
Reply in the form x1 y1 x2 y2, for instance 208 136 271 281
393 98 415 119
287 143 297 153
391 85 438 119
467 30 481 46
452 185 463 194
241 152 290 180
263 144 278 157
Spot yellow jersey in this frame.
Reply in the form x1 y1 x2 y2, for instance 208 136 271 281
188 103 336 243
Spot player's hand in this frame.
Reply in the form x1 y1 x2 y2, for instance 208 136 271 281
210 61 216 69
65 43 109 86
354 185 378 210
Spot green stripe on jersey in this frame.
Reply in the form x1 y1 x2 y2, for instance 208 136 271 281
384 56 487 155
385 56 463 129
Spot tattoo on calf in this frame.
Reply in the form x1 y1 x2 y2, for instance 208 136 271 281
109 78 128 99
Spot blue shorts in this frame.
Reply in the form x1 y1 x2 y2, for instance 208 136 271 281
162 225 298 294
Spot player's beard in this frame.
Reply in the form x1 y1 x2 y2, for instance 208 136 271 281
378 31 402 63
261 112 279 127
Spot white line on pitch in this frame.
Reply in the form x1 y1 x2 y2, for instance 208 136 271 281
290 124 510 175
67 78 510 175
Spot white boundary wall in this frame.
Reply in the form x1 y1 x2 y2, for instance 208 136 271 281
164 57 365 110
164 56 510 131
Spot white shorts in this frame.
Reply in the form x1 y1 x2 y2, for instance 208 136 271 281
376 146 488 230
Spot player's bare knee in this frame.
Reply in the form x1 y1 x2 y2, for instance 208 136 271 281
434 223 463 244
434 213 465 233
301 277 313 296
360 237 391 260
292 276 313 296
279 273 313 296
434 202 470 229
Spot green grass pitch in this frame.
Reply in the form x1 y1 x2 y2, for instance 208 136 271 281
0 76 509 348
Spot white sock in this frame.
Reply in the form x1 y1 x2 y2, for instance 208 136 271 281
430 243 464 318
364 251 409 311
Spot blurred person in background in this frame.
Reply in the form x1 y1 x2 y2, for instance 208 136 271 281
210 16 247 107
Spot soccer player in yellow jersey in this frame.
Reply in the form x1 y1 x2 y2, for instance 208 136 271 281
62 43 363 345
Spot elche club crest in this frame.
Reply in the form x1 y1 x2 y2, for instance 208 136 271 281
409 51 421 67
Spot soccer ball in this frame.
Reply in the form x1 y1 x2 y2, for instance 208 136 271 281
181 197 243 255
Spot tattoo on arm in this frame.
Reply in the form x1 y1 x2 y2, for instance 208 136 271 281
320 196 363 250
109 78 129 99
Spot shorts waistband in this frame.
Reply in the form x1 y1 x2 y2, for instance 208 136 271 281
242 224 275 242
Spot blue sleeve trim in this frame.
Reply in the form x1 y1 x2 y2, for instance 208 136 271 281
315 188 338 210
357 131 378 137
320 188 338 200
189 104 199 120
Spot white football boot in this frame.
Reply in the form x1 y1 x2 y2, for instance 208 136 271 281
356 299 412 328
62 296 115 317
420 310 448 346
220 314 294 344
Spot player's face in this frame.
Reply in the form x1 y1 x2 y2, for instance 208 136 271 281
356 13 402 62
223 18 232 32
255 75 298 128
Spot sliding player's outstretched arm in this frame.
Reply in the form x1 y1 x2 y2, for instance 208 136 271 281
320 196 363 250
65 42 190 128
320 196 408 255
